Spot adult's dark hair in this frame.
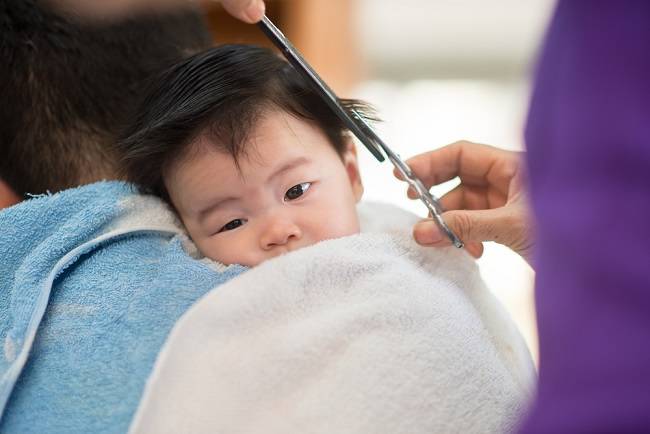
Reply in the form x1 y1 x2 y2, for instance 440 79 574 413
118 44 375 200
0 0 212 197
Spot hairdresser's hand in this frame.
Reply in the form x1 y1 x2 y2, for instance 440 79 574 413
220 0 265 23
395 140 534 264
49 0 266 23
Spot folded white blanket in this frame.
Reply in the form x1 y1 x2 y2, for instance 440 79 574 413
130 202 534 434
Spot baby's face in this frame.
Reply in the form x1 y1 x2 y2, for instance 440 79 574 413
165 110 364 267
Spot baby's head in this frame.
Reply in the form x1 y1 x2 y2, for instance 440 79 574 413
119 45 372 266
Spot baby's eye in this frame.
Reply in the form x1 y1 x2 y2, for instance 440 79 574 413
285 182 311 201
218 218 247 233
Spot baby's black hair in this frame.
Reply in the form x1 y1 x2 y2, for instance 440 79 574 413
118 44 375 199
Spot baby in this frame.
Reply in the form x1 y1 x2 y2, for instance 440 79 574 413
119 44 373 266
118 47 535 433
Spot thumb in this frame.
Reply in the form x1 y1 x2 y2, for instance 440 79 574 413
414 208 518 248
444 208 508 245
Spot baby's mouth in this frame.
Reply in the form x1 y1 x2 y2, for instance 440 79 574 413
267 240 309 258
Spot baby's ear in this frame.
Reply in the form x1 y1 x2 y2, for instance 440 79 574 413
342 136 364 202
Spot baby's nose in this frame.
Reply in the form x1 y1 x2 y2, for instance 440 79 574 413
259 216 302 250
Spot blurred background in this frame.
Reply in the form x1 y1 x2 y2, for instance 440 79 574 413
203 0 558 362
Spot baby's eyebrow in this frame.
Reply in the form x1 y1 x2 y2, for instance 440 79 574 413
197 196 238 222
267 157 310 184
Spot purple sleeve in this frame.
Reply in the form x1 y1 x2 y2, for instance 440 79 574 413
521 1 650 432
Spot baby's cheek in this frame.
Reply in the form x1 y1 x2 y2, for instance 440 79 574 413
199 237 261 267
316 206 360 240
192 236 228 264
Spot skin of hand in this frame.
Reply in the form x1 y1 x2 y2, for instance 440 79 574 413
220 0 265 23
48 0 266 23
395 140 534 265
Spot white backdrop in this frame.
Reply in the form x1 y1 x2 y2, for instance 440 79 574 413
349 0 557 361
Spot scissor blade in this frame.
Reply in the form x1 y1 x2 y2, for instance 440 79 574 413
257 16 385 162
351 111 463 248
258 17 463 249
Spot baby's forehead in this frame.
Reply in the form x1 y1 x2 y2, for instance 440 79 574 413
187 109 337 162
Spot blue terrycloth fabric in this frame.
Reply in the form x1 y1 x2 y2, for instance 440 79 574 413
0 181 245 433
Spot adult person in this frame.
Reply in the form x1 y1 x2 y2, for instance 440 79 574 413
0 0 263 204
0 4 210 203
0 1 263 432
402 1 650 432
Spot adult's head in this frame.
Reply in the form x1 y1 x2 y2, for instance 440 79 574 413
0 0 212 202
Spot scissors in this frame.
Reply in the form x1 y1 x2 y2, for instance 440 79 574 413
258 16 464 249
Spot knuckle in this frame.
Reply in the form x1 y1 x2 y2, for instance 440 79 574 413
502 160 520 179
501 209 520 229
451 212 474 240
451 139 473 147
498 207 528 245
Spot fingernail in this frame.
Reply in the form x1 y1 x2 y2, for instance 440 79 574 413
414 221 442 245
244 0 265 22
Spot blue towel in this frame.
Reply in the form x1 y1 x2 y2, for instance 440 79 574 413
0 181 245 433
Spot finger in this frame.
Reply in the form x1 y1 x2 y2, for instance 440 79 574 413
439 185 465 211
439 184 499 211
405 142 464 188
444 208 504 245
413 219 451 246
407 179 494 210
465 241 484 259
406 185 418 200
221 0 265 23
405 140 518 190
415 207 515 246
413 219 484 257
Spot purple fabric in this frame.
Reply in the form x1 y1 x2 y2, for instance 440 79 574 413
521 1 650 431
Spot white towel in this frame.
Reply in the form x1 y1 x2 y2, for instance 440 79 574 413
130 202 535 434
